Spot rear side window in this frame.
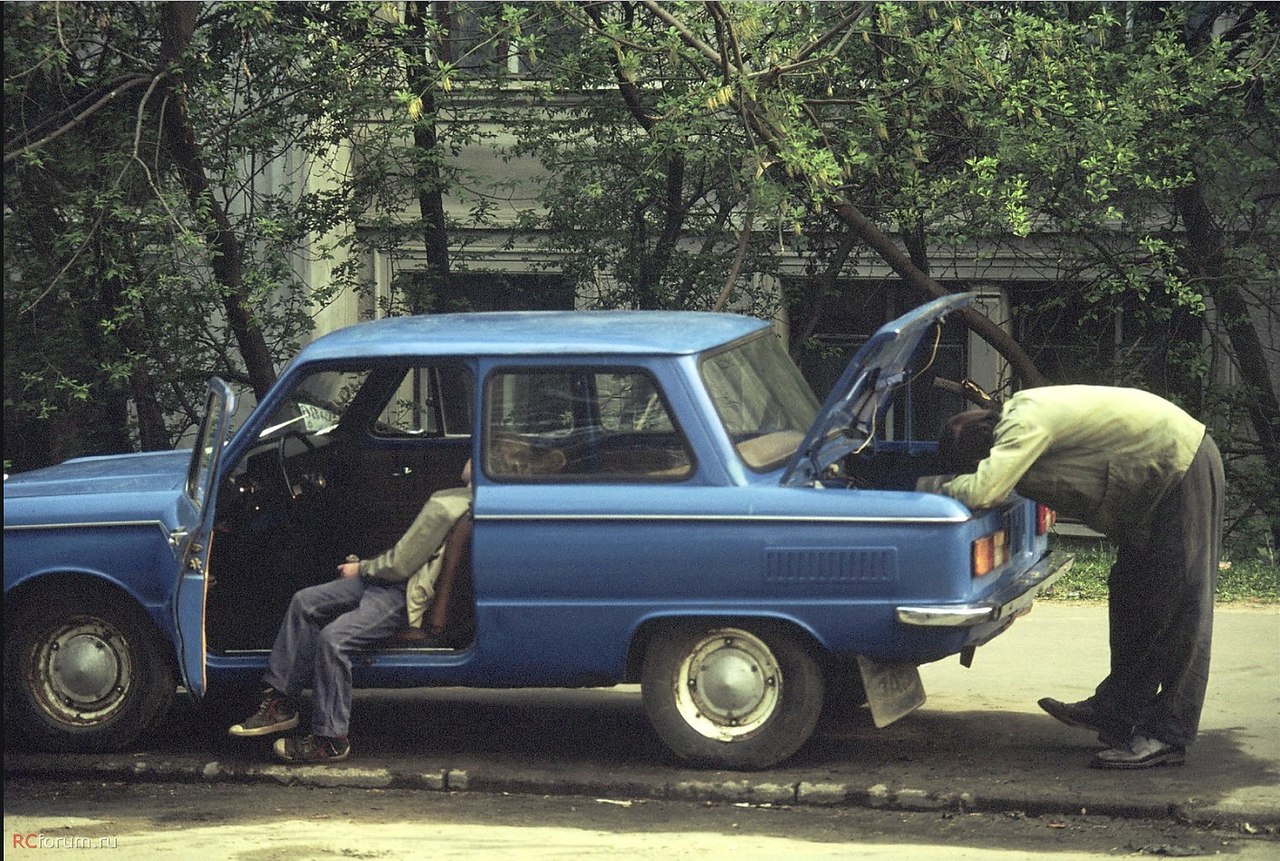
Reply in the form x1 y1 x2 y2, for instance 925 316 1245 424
701 332 820 470
484 368 693 481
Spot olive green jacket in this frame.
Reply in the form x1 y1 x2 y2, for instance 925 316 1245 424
941 386 1204 541
357 485 472 627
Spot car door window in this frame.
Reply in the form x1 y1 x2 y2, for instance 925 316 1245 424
375 364 474 438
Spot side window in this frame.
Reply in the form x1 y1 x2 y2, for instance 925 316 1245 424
375 364 474 438
484 368 694 481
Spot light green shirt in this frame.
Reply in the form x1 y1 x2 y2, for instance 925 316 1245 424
358 485 472 627
941 386 1204 539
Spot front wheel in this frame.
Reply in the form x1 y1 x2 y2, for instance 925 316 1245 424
5 592 175 752
640 623 823 769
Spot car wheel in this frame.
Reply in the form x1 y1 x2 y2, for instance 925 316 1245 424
4 592 174 752
640 622 823 769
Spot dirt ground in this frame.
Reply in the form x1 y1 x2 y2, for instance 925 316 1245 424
5 777 1276 860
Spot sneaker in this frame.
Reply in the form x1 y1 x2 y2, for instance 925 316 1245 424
1090 734 1186 770
1037 697 1130 747
273 734 351 763
227 690 299 738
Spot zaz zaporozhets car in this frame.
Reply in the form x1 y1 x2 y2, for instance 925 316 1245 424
4 293 1071 769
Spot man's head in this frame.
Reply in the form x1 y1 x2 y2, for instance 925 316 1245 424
488 434 567 478
938 408 1000 474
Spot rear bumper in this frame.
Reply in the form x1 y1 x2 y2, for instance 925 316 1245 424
895 550 1074 628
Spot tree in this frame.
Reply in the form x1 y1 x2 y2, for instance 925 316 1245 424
487 2 780 316
4 2 432 467
547 1 1275 545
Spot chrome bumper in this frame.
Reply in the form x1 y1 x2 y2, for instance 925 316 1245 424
895 551 1074 628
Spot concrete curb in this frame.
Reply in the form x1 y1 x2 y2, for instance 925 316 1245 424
8 753 1276 830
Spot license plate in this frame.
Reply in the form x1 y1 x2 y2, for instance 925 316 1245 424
856 655 926 728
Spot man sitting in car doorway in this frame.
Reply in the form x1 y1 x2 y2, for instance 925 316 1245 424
228 460 474 764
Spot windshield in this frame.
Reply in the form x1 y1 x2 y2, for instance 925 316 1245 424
258 369 369 439
701 333 820 470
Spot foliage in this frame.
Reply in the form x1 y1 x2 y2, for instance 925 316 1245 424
4 2 427 465
5 2 1276 552
486 3 782 315
1047 537 1279 604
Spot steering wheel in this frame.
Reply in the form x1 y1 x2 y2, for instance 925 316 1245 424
277 430 318 500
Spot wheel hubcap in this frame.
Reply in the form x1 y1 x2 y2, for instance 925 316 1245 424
676 628 781 742
53 631 120 703
28 619 133 727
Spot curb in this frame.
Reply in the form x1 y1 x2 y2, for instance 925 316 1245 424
7 753 1277 831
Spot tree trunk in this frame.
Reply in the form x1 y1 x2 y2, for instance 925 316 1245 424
826 198 1047 387
158 2 276 399
406 2 450 313
789 230 859 361
595 5 691 310
1176 180 1280 545
633 156 689 310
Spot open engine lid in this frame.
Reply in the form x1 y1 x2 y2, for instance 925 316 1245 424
781 292 974 487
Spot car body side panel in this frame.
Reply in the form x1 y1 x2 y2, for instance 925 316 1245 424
2 522 185 648
447 485 1038 685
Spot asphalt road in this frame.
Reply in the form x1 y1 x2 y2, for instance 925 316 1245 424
5 604 1279 830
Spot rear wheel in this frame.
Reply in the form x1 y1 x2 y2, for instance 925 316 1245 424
5 591 174 752
640 623 823 769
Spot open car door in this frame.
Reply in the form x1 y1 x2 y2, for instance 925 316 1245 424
174 378 237 698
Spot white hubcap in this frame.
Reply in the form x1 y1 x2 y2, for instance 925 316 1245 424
674 628 781 742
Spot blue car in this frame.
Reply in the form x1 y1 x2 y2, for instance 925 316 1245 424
3 293 1071 769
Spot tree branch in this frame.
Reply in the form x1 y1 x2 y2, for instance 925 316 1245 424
4 74 153 165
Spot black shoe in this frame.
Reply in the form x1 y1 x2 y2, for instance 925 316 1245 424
228 689 299 738
1090 735 1186 769
1038 697 1130 747
273 734 351 763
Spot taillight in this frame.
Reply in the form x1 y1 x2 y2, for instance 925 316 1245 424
972 529 1010 577
1036 504 1056 535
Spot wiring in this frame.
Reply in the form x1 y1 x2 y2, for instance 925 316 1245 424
910 323 943 384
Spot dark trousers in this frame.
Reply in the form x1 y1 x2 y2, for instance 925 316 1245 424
263 576 407 739
1094 434 1224 747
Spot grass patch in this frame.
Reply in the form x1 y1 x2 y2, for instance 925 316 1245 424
1044 536 1279 604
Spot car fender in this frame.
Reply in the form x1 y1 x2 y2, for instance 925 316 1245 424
624 609 829 682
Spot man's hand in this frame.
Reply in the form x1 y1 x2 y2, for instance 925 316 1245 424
338 562 360 579
915 474 955 494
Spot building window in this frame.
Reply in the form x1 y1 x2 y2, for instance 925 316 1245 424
1008 283 1202 398
434 2 580 80
388 269 572 314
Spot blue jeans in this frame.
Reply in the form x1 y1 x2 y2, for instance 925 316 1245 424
263 576 406 738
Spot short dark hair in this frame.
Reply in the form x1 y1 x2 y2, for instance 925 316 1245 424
938 409 1000 473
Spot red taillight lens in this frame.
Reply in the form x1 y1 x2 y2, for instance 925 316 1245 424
1036 504 1056 535
971 529 1009 577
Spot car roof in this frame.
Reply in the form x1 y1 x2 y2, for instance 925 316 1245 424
296 310 772 362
